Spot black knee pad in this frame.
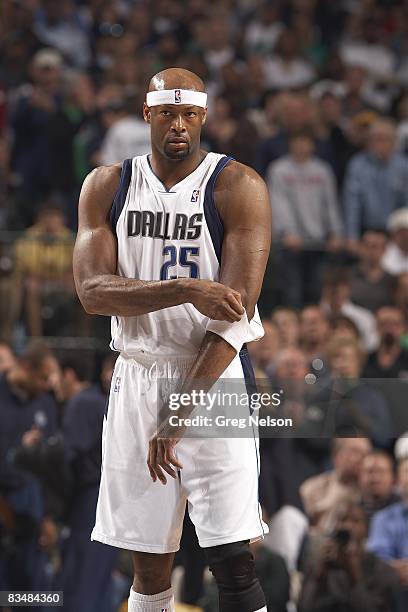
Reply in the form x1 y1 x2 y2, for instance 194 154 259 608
205 540 256 590
204 541 266 612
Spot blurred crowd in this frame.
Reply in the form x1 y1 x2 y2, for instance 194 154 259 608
1 0 408 611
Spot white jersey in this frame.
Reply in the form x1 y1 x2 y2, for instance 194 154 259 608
110 152 259 357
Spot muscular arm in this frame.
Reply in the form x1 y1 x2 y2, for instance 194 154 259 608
186 161 272 376
149 161 272 483
73 165 243 321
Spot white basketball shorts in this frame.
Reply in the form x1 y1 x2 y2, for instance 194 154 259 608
91 350 268 553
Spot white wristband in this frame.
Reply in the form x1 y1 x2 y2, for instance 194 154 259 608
206 306 264 353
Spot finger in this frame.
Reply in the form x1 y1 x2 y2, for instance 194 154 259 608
147 441 157 482
147 464 157 482
159 460 177 480
166 444 183 470
221 304 243 322
158 442 177 479
225 293 245 315
155 443 168 485
153 464 167 485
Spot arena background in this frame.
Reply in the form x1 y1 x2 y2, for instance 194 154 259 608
1 0 408 611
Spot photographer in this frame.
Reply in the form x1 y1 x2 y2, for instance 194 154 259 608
298 499 399 612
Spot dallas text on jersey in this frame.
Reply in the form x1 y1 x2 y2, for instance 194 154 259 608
127 210 203 241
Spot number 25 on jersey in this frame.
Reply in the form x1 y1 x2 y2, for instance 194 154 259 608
160 245 200 280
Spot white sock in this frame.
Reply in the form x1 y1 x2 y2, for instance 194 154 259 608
128 586 175 612
254 607 267 612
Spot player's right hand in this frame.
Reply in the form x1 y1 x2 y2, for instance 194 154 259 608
189 280 245 322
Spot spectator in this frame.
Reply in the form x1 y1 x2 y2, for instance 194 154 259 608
203 96 259 166
263 29 316 90
48 71 96 225
0 341 59 470
321 269 379 352
14 203 76 337
270 307 300 349
260 346 330 571
315 90 356 187
201 14 235 77
341 65 376 120
343 119 408 244
268 131 343 307
33 0 91 69
330 314 361 345
340 17 395 81
396 95 408 155
300 437 372 533
0 340 16 374
0 341 59 592
363 307 408 380
99 93 150 165
255 93 333 177
299 499 400 612
394 273 408 322
56 352 118 612
359 450 399 522
299 305 330 366
382 208 408 276
74 83 125 175
11 48 63 218
350 229 394 313
367 455 408 610
324 337 394 447
244 3 284 57
272 346 309 405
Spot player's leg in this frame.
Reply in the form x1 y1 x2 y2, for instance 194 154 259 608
128 551 175 612
204 540 266 612
178 352 268 611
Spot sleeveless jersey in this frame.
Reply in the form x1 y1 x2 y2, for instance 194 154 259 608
109 152 257 357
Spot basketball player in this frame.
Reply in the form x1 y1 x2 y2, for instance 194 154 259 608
73 68 271 612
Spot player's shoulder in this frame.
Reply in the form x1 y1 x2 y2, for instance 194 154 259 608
216 158 267 194
78 163 123 222
83 163 122 195
214 158 270 222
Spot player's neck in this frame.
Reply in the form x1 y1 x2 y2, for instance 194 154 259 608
150 148 206 191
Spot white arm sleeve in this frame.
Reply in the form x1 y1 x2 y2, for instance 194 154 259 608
205 306 265 353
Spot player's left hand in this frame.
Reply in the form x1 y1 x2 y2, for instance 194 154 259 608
147 418 185 485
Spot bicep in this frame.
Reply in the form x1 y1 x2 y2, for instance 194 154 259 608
218 170 271 315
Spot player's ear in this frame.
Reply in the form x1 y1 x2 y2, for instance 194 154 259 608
201 107 207 125
143 102 151 124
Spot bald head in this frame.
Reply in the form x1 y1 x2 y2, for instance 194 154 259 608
148 68 205 93
144 67 207 162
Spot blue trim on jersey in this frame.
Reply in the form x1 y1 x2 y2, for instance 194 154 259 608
239 346 257 413
203 155 234 264
109 158 132 232
239 346 266 538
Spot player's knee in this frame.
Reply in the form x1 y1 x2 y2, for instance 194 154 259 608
204 541 266 611
205 540 257 591
132 566 171 594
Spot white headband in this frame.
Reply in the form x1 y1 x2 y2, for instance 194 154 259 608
146 89 207 108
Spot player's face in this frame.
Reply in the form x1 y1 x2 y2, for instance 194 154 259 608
144 103 207 160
